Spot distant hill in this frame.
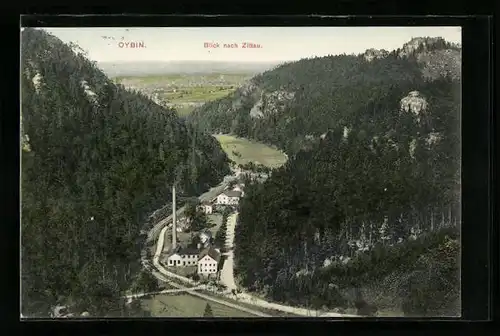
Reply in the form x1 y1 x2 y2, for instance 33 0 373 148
98 60 284 77
188 36 461 154
20 28 231 317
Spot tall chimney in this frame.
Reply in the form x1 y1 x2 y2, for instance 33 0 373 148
172 183 177 250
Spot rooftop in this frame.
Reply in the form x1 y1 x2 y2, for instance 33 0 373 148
223 190 242 198
169 245 201 256
198 246 221 263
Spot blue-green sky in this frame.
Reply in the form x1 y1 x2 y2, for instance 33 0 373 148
35 27 461 63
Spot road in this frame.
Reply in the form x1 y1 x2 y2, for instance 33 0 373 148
216 212 360 318
146 175 237 242
219 213 237 291
143 172 358 318
145 189 272 317
150 270 271 317
123 285 205 299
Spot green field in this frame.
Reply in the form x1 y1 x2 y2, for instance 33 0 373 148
141 293 257 317
162 87 235 103
214 134 288 169
114 73 250 84
113 74 249 116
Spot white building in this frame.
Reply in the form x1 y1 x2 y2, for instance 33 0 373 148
215 190 242 205
197 247 221 276
166 247 199 267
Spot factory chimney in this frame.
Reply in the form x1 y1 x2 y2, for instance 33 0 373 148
172 183 177 250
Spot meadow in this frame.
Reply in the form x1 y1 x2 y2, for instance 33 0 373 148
214 134 288 169
113 74 249 116
141 293 257 317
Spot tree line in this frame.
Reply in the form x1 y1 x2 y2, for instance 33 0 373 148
232 73 460 316
189 37 460 155
20 28 230 316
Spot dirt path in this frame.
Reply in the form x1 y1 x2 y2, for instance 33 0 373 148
124 285 205 299
219 213 237 290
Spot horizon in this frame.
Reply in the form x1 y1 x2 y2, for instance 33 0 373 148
35 27 461 63
98 59 284 64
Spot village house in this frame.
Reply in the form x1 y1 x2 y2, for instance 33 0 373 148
198 202 213 214
197 246 221 276
166 246 200 267
215 190 242 206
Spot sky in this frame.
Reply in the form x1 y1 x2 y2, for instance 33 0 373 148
38 27 461 63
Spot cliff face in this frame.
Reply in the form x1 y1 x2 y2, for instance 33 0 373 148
400 90 428 120
416 49 461 80
249 90 295 119
398 37 446 57
399 37 461 80
363 48 389 62
189 36 461 153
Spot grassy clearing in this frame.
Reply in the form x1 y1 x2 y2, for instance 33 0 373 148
214 134 288 169
141 293 258 317
162 87 235 103
166 265 197 278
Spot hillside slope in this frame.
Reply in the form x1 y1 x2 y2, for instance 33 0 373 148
20 28 230 317
188 37 461 154
226 37 461 316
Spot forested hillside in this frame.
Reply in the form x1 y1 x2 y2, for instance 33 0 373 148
20 28 230 316
227 37 461 316
188 37 460 154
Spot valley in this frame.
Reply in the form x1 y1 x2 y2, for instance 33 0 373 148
214 134 287 169
21 27 461 319
113 73 252 116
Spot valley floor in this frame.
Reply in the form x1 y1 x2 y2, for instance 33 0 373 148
214 134 288 169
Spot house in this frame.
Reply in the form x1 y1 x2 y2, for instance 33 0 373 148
166 246 200 267
197 247 221 276
198 202 213 214
215 190 242 205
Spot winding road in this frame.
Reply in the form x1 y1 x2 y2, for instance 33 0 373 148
142 169 358 317
142 173 272 317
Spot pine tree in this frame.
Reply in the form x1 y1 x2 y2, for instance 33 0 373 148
20 28 231 317
203 303 214 317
